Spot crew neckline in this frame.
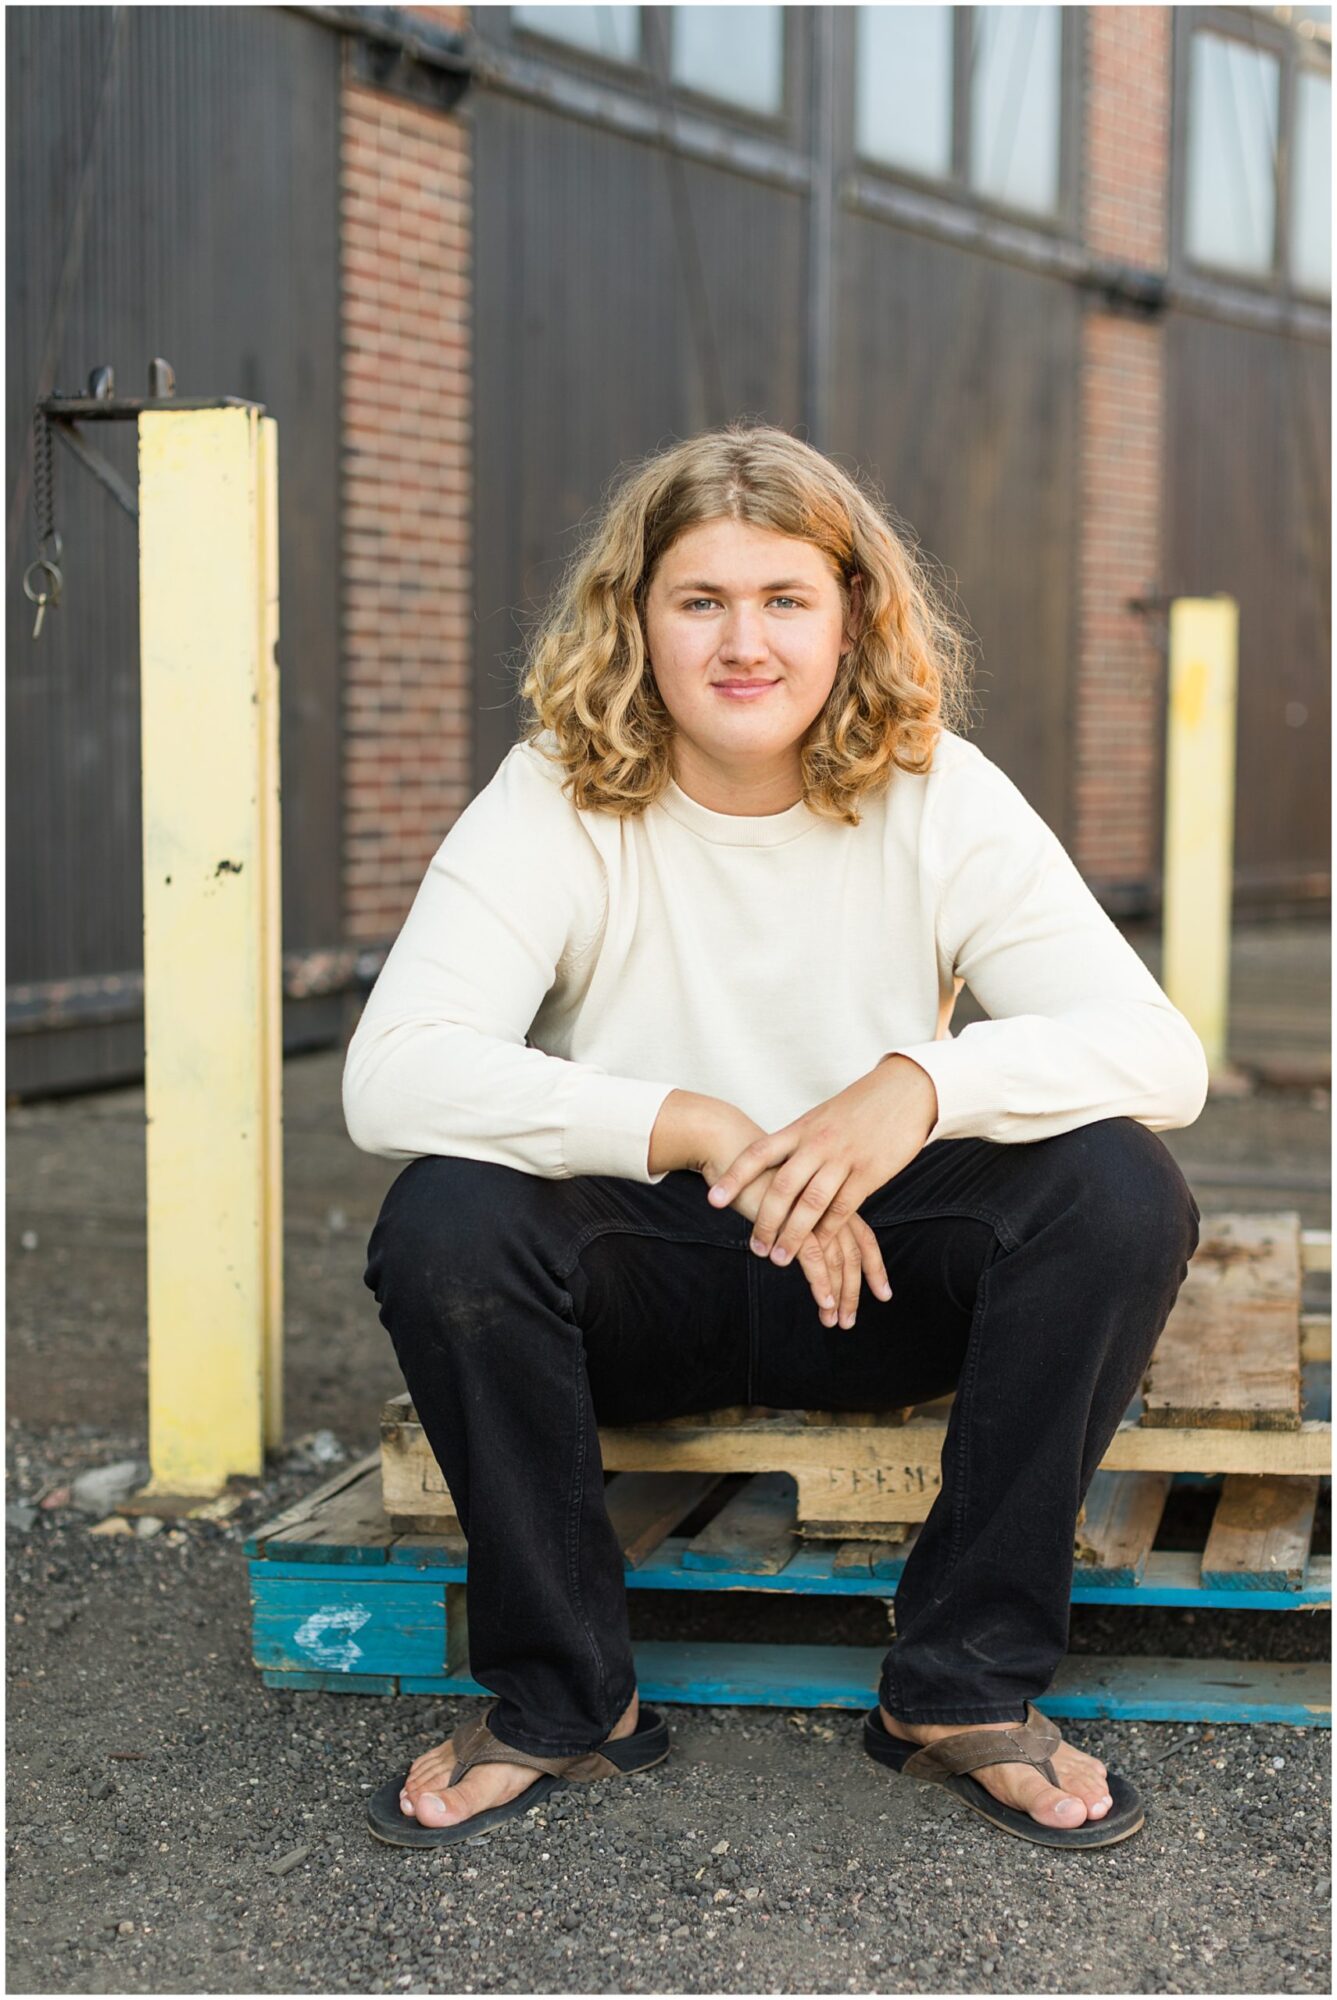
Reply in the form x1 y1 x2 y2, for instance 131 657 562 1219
656 776 821 847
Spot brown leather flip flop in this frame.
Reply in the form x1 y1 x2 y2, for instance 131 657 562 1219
367 1699 671 1848
863 1701 1144 1849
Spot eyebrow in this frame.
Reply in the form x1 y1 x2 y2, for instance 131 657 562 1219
669 578 813 593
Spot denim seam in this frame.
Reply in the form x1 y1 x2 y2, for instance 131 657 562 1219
881 1233 1001 1720
554 1220 751 1287
942 1254 995 1578
563 1326 613 1728
858 1199 1021 1256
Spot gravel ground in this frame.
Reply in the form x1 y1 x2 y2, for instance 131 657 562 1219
6 1011 1333 1994
6 1420 1332 1996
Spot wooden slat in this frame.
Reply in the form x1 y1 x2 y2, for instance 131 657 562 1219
804 1518 913 1544
243 1449 381 1556
603 1471 724 1569
264 1475 398 1565
1302 1229 1331 1273
1073 1470 1173 1586
390 1524 471 1568
832 1535 916 1579
682 1471 799 1574
385 1408 1330 1526
1300 1312 1330 1363
1200 1474 1321 1591
1142 1213 1303 1431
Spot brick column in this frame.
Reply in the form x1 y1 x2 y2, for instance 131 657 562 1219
341 6 473 945
1074 7 1171 904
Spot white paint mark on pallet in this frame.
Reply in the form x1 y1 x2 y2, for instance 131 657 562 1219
294 1604 372 1669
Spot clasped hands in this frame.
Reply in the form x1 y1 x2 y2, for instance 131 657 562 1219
698 1057 938 1331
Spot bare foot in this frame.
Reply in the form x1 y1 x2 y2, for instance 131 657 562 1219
399 1691 640 1830
879 1703 1113 1830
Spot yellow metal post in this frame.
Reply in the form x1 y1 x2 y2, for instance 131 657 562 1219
137 407 284 1495
1162 595 1239 1075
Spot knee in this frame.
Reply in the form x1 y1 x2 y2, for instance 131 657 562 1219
363 1154 550 1312
1060 1118 1201 1285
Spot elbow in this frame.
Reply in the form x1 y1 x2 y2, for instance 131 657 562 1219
342 1054 390 1157
1159 1018 1211 1131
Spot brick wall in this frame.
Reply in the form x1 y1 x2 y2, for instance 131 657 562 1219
341 5 473 945
1074 6 1172 900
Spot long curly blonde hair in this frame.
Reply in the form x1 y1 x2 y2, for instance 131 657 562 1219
515 422 977 825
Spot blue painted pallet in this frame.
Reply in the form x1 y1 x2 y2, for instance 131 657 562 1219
246 1461 1331 1727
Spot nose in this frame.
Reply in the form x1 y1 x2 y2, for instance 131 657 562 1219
718 606 770 667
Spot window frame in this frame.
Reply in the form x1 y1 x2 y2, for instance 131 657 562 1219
659 5 791 130
848 5 1082 240
499 5 796 139
506 4 645 79
1172 5 1332 303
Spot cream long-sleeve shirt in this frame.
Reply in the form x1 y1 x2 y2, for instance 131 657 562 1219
342 726 1209 1182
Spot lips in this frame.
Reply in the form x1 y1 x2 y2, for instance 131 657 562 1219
712 679 779 698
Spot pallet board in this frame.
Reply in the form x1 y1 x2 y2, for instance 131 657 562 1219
247 1458 1331 1727
1142 1214 1303 1430
248 1216 1330 1726
379 1214 1331 1530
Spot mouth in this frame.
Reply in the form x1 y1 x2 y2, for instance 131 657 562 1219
712 680 779 700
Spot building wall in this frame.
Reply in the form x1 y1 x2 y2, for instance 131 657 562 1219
1075 5 1172 896
341 5 474 945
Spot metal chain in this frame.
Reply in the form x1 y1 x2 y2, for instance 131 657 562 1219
23 404 63 640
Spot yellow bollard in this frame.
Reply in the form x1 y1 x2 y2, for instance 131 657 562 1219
136 407 284 1495
1162 595 1239 1077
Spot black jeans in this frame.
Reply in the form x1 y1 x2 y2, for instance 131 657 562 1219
363 1117 1200 1754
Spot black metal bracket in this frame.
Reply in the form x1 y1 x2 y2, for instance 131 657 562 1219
290 5 475 113
1077 259 1169 320
39 362 264 524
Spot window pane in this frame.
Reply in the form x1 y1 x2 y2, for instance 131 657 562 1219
969 6 1062 214
1185 30 1280 275
669 6 784 115
511 6 640 63
855 7 953 177
1292 68 1332 293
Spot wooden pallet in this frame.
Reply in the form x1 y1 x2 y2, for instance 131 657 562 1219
380 1214 1331 1533
246 1451 1331 1727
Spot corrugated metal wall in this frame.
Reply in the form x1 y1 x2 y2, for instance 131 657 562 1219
468 10 1082 840
1164 312 1331 899
6 4 342 1096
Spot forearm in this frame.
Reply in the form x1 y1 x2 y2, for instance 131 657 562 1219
873 1052 940 1142
647 1089 732 1177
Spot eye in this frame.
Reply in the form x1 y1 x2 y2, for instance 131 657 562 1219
680 595 805 611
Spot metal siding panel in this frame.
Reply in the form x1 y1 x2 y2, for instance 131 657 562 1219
1165 313 1331 898
471 90 806 790
6 4 341 1094
831 211 1080 839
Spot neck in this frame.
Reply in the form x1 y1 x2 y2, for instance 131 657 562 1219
670 741 804 817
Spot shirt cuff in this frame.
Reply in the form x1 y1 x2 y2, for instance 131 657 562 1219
562 1073 680 1183
883 1034 1008 1146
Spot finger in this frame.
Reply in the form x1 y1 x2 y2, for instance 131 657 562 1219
770 1170 852 1265
850 1214 893 1303
707 1132 791 1208
796 1238 838 1323
748 1162 815 1260
836 1225 863 1326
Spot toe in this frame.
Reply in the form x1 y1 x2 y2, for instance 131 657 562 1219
411 1788 455 1827
1021 1773 1089 1828
1074 1773 1114 1819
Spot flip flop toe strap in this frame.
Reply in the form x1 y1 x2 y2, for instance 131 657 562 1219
901 1701 1063 1789
445 1704 621 1788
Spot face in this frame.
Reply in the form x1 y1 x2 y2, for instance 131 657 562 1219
641 517 856 813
